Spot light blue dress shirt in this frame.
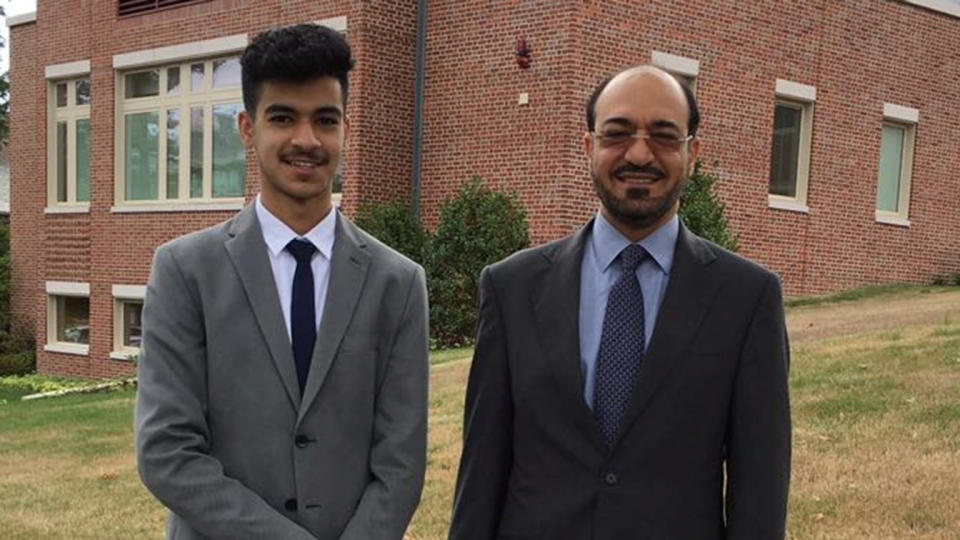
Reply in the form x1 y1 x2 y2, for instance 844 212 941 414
579 212 678 408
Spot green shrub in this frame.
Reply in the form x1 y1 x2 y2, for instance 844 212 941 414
428 178 529 347
680 161 739 252
0 349 35 377
354 200 429 265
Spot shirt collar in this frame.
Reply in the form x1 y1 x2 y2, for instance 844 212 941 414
590 211 678 275
255 193 336 260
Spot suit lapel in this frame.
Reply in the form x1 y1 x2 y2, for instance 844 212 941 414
298 213 370 423
532 221 607 452
618 225 720 439
224 205 301 411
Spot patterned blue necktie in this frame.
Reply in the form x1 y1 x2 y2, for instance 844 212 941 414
594 244 646 448
286 239 317 395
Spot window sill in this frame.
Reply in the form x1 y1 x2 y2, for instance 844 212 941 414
109 350 140 362
111 201 244 213
768 197 810 214
44 342 89 356
45 204 90 214
875 213 910 227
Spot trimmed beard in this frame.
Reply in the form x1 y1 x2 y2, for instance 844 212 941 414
591 169 684 230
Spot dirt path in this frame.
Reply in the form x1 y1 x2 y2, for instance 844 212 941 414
786 288 960 344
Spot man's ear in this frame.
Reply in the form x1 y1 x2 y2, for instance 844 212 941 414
238 109 255 148
583 131 594 159
686 137 701 170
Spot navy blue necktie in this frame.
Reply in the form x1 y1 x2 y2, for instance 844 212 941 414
286 239 317 395
594 244 646 448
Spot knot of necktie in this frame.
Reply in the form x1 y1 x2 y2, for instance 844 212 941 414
619 244 646 273
286 238 317 264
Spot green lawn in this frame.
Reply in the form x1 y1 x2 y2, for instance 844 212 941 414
1 321 958 538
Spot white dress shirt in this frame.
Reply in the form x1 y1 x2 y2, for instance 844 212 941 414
255 194 336 341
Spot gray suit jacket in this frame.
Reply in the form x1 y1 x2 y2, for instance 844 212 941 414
136 205 428 540
450 221 790 539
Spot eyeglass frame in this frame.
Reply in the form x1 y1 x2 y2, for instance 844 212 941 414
590 129 695 152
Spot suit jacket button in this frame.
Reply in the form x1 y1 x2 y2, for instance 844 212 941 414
285 498 298 511
294 434 309 448
604 473 618 486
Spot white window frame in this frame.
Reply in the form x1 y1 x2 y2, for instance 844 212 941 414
111 285 146 361
875 103 919 227
768 79 816 213
112 35 248 212
651 51 699 94
45 61 92 213
44 281 91 356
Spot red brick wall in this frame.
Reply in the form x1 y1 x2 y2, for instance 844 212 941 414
10 0 413 378
10 0 960 377
419 0 960 295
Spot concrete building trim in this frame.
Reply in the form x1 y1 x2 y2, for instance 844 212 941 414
112 284 147 299
651 51 700 78
110 202 245 213
774 79 817 102
45 60 91 80
314 15 348 32
903 0 960 18
45 204 91 214
6 11 36 27
883 103 921 124
46 281 90 296
112 34 248 70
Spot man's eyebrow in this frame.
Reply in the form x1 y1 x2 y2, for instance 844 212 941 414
649 119 682 131
262 104 343 118
599 117 634 129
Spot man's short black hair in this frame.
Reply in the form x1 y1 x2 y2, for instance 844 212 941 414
585 68 700 138
241 24 355 115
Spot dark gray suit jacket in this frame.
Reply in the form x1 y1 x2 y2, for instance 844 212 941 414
450 221 791 539
136 205 428 540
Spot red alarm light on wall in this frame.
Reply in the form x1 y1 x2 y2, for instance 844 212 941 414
516 37 532 69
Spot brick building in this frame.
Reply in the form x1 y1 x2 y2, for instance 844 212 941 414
8 0 960 378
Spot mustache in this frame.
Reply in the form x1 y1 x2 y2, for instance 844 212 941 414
612 163 664 179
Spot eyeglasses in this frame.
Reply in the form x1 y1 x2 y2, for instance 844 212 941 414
592 129 693 152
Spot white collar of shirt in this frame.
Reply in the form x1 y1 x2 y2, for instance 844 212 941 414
255 193 336 260
591 211 678 276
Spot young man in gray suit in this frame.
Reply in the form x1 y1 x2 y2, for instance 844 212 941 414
450 66 791 539
136 24 428 539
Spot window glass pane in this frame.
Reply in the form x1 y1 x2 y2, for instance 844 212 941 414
768 103 802 197
191 63 205 92
167 109 180 199
57 122 68 202
123 301 143 347
212 57 241 88
190 107 204 198
125 71 160 98
876 124 905 213
57 296 90 344
76 119 90 202
125 112 159 200
167 67 181 95
56 83 67 107
212 103 245 197
76 79 91 105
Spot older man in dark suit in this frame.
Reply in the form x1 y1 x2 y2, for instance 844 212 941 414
450 66 791 539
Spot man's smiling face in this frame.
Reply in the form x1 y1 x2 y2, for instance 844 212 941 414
239 76 348 211
584 67 699 237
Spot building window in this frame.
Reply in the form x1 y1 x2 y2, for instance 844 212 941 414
48 77 91 207
117 55 245 205
118 0 209 17
651 51 699 94
768 80 816 212
875 103 918 226
111 285 145 360
45 282 90 356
